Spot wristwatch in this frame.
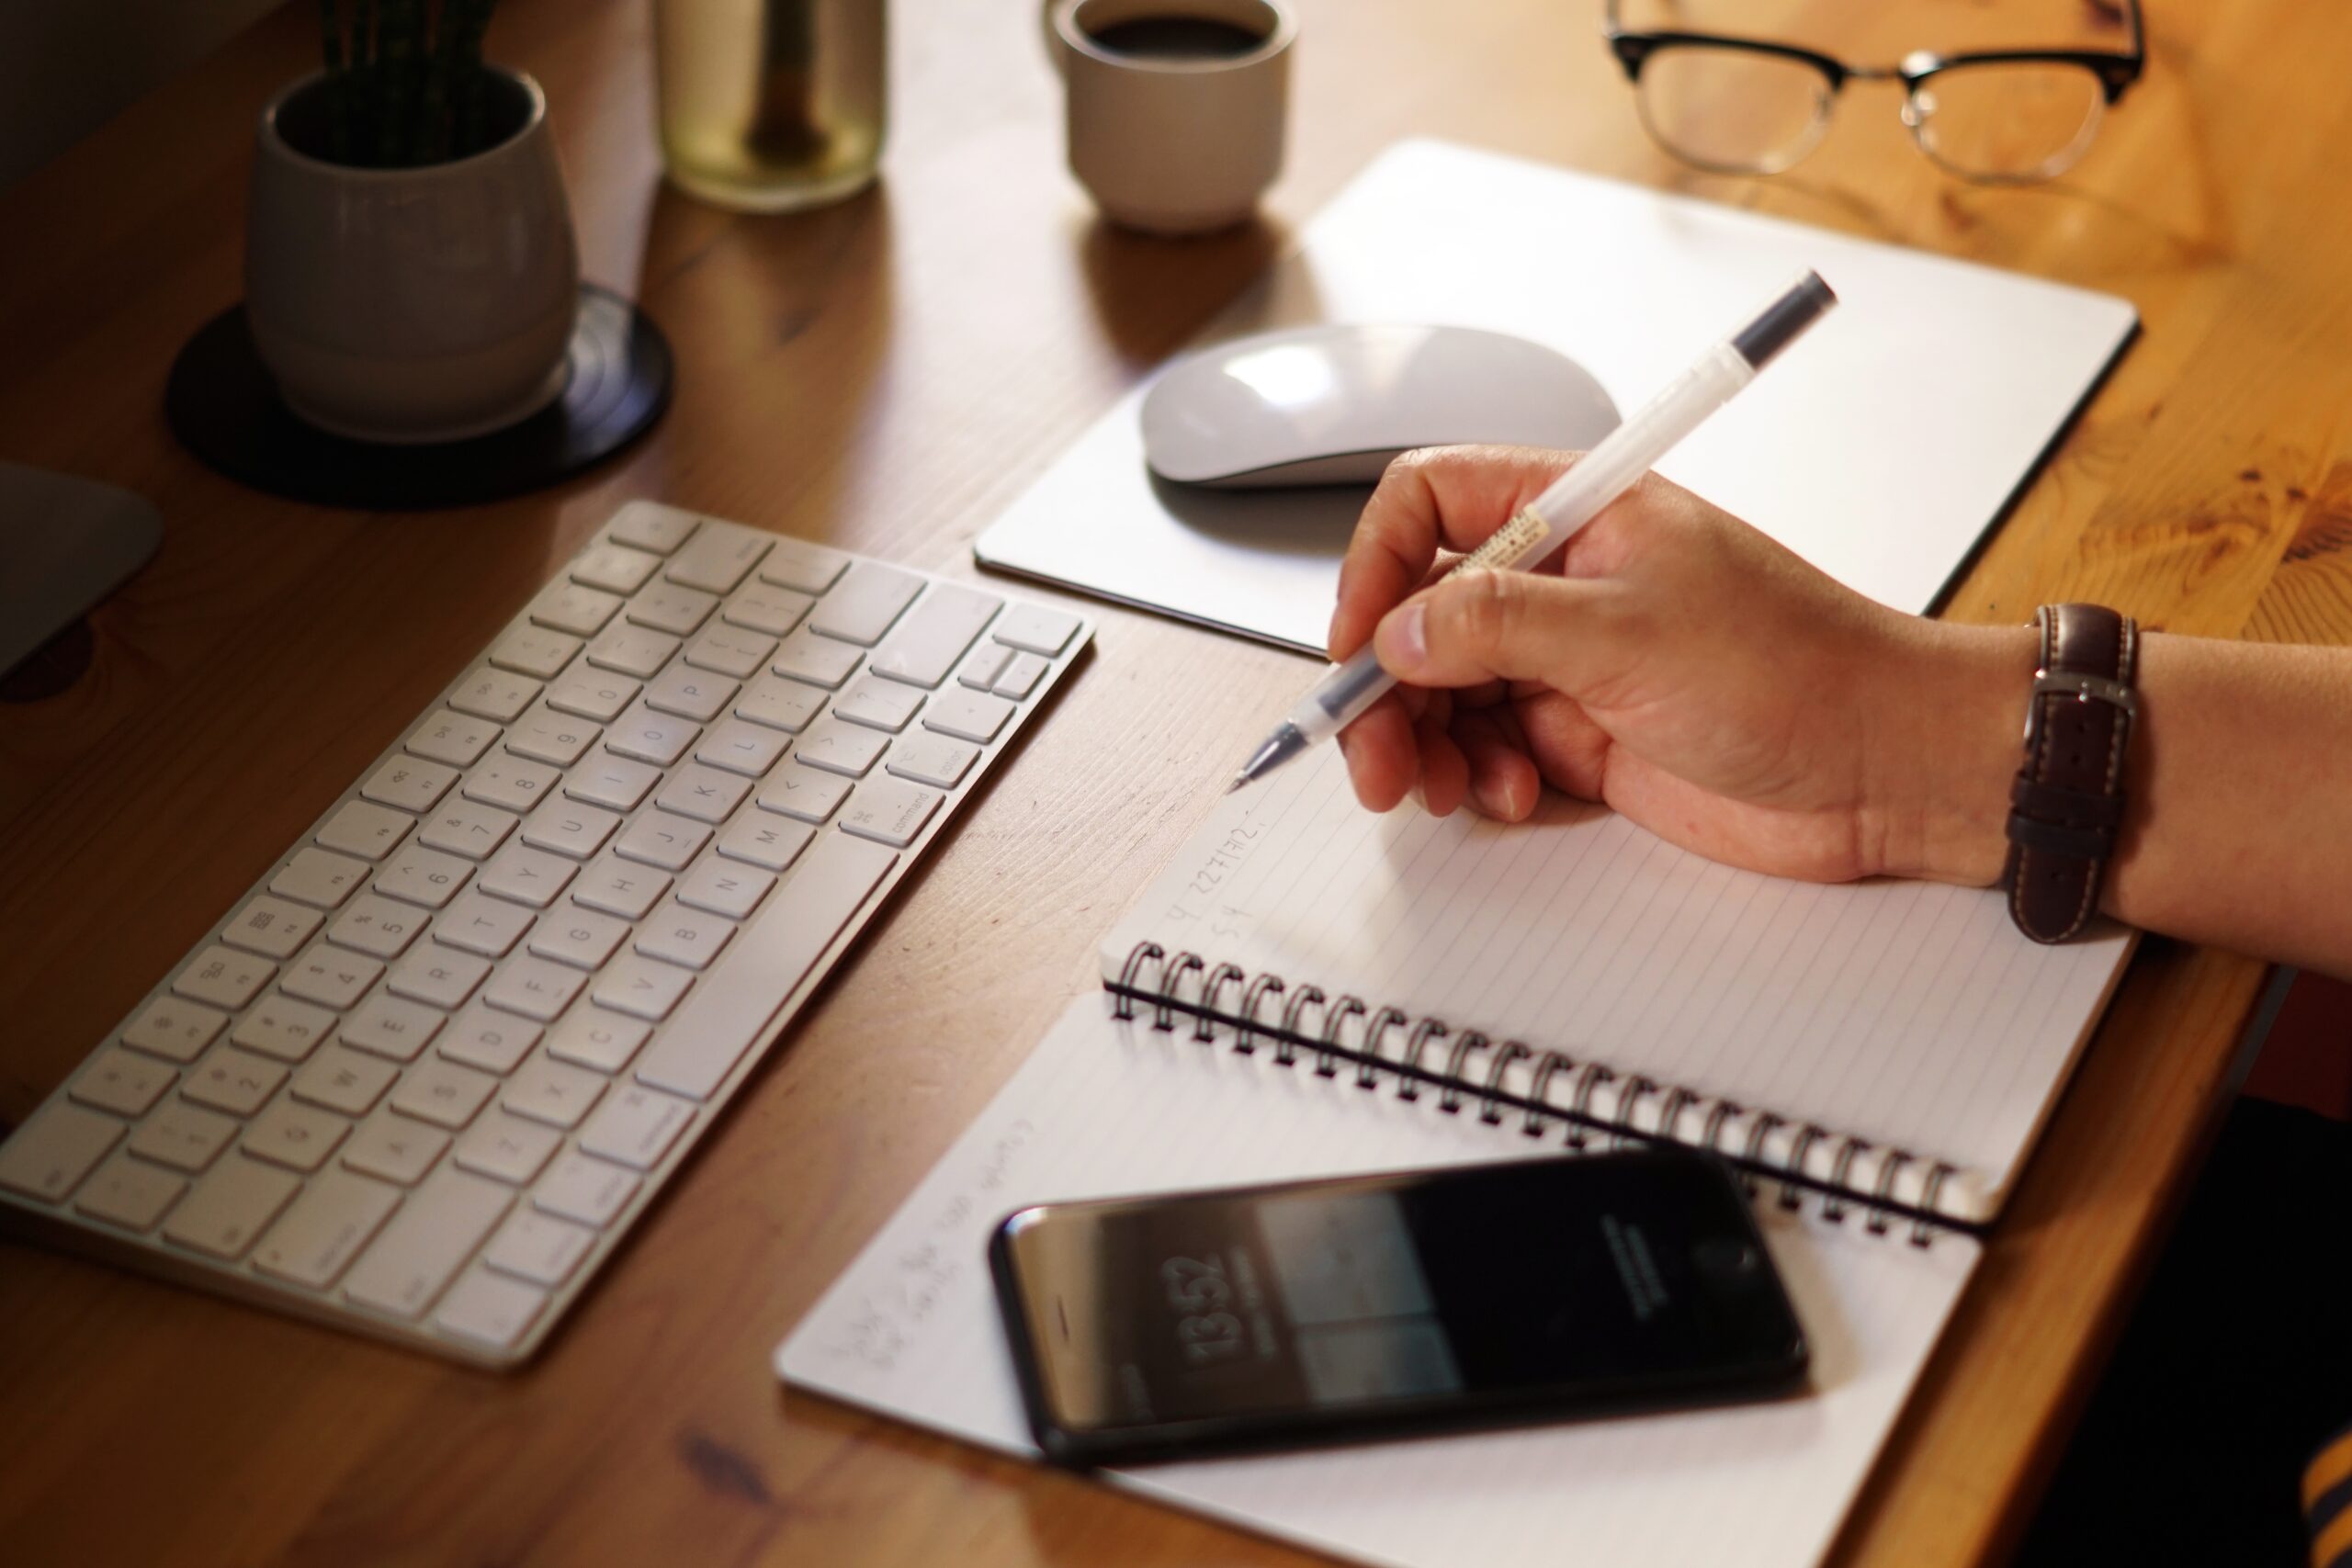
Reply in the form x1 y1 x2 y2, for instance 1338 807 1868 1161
2003 604 2138 943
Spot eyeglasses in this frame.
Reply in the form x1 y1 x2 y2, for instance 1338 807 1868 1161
1601 0 2145 185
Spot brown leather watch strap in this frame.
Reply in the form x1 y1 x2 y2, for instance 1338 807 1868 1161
2003 604 2138 943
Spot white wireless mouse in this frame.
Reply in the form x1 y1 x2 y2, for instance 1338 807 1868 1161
1139 322 1621 488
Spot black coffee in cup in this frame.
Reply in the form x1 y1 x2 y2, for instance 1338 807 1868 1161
1084 17 1268 61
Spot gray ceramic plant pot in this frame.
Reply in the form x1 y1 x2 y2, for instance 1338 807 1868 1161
245 68 580 445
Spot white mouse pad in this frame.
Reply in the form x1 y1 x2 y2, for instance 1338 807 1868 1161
974 137 2136 655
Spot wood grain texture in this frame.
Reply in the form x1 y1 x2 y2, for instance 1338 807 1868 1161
0 1 2344 1564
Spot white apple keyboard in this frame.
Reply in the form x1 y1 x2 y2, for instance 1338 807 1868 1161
0 502 1090 1367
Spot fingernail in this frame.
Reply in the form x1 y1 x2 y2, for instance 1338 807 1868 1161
1379 602 1428 671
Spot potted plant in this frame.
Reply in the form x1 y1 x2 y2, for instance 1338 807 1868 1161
245 1 578 443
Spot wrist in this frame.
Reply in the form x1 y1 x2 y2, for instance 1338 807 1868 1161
1867 619 2039 885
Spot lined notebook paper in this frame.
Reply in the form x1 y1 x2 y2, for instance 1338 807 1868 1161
1104 744 2133 1222
779 995 1984 1568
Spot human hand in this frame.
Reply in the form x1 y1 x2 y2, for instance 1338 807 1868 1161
1326 446 2033 885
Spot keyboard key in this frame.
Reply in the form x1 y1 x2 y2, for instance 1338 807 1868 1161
361 757 459 815
591 954 694 1021
463 753 561 814
406 710 501 768
447 666 542 725
643 663 739 723
291 1046 398 1116
506 704 602 768
887 732 981 790
391 1058 500 1130
129 1103 238 1174
636 906 735 971
485 1208 594 1287
328 892 430 960
489 626 582 681
546 1013 650 1075
564 753 662 813
809 560 922 647
571 853 673 919
695 717 788 778
994 604 1081 656
677 861 775 920
533 1151 639 1227
270 848 370 910
453 1111 561 1185
482 955 587 1022
387 949 492 1010
758 764 851 823
772 629 861 689
342 1111 452 1187
121 998 229 1064
243 1100 352 1173
634 832 896 1100
231 995 338 1063
340 995 446 1062
433 889 535 958
219 896 324 962
606 702 700 767
571 541 663 595
185 1047 288 1115
374 845 473 910
992 650 1051 700
614 811 710 872
74 1152 187 1232
520 798 621 861
793 717 888 777
872 584 1001 688
736 673 826 733
476 841 576 908
833 676 924 733
527 908 629 970
161 1156 300 1259
839 776 944 849
584 622 680 681
435 1269 548 1350
718 811 814 872
724 582 814 637
280 948 385 1010
0 1102 123 1201
503 1056 607 1130
531 581 622 637
684 624 778 680
757 536 851 594
607 501 700 556
667 525 772 593
922 688 1014 743
417 798 518 862
173 945 277 1010
628 581 719 637
545 670 640 723
343 1167 513 1319
316 800 414 863
59 1070 158 1154
656 762 751 825
436 1003 542 1075
577 1085 695 1170
958 643 1013 691
252 1168 400 1287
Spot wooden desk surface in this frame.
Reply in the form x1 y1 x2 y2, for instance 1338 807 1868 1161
4 1 2346 1562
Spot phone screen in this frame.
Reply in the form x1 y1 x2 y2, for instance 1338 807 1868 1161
991 1150 1805 1461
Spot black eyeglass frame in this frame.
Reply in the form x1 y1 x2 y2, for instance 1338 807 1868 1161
1600 0 2146 177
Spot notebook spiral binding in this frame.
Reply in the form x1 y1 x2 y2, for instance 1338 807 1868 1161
1111 942 1969 1245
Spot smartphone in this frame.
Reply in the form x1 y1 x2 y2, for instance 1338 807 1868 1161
989 1148 1807 1466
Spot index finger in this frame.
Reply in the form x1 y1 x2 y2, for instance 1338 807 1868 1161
1328 445 1582 660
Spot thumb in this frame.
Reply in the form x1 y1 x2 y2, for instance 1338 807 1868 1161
1372 570 1633 693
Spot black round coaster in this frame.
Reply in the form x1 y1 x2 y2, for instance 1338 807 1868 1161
165 283 672 510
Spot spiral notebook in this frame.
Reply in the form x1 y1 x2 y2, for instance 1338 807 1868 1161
778 746 2133 1568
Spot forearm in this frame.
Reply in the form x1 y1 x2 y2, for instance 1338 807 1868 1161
1899 626 2352 977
